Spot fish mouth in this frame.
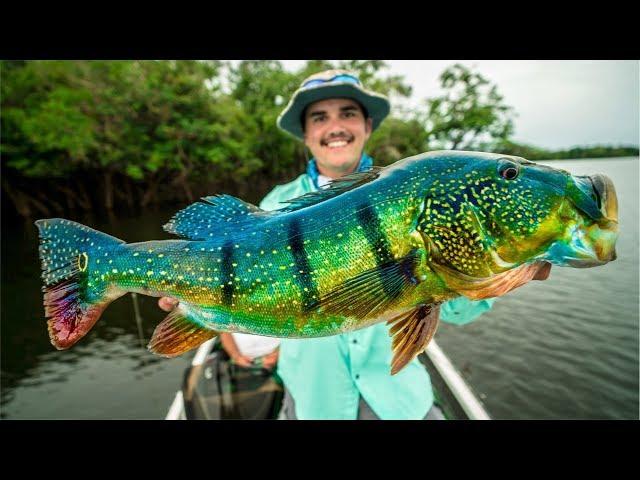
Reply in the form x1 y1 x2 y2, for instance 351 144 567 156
571 173 618 226
548 173 619 267
590 173 618 225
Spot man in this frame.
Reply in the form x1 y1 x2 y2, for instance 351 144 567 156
161 68 495 420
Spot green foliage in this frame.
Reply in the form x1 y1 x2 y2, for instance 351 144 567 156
1 60 230 180
367 116 428 166
424 64 515 150
494 139 640 160
227 60 303 176
1 60 636 219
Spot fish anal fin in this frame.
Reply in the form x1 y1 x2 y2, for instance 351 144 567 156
148 306 218 357
387 304 440 375
309 249 422 318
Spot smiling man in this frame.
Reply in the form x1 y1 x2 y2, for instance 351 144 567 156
302 98 372 178
160 69 495 420
263 69 496 420
270 69 391 192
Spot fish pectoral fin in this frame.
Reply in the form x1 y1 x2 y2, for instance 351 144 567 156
308 249 422 318
387 304 440 375
148 305 218 357
431 260 550 300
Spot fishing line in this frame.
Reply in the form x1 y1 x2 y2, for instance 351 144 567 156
131 293 145 349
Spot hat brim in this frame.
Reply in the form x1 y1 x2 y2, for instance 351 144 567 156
277 83 391 140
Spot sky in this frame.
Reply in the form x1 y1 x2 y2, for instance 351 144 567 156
277 60 639 151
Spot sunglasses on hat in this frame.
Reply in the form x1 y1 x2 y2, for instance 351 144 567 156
301 73 361 89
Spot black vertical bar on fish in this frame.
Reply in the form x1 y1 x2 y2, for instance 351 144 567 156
221 240 235 306
355 202 398 298
288 217 318 312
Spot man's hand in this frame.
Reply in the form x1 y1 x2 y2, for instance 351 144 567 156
261 349 279 370
533 262 552 281
159 297 179 312
232 354 254 368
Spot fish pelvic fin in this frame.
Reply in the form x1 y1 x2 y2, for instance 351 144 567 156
148 304 218 357
35 219 126 350
387 304 440 375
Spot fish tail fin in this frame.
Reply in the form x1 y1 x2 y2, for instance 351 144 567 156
35 218 126 350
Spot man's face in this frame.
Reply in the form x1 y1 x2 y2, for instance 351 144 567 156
303 98 373 178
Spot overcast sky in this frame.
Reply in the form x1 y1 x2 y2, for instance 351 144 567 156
278 60 639 151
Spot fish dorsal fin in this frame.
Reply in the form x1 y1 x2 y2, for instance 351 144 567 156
164 195 274 240
307 249 422 318
279 167 384 212
148 306 218 357
387 304 440 375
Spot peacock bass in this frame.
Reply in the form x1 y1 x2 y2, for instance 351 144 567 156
36 151 619 374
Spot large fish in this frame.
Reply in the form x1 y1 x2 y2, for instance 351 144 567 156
35 151 619 374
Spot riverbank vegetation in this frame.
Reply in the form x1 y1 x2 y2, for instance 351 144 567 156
493 140 637 161
2 60 637 220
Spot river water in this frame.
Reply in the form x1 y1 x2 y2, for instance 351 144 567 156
1 157 637 419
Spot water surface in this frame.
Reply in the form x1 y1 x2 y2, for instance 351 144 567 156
1 157 637 419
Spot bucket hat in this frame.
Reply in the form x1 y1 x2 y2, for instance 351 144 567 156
277 69 391 140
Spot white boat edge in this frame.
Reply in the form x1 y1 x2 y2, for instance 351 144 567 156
425 340 491 420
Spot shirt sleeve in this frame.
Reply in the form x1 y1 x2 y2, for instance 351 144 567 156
259 186 286 211
439 297 496 326
259 174 310 211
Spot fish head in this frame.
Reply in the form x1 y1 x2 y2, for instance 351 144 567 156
414 151 618 288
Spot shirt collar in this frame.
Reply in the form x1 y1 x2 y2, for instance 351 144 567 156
306 153 374 190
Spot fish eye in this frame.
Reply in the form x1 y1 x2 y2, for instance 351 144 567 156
498 161 519 180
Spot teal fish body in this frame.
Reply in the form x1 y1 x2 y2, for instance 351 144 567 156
36 151 619 374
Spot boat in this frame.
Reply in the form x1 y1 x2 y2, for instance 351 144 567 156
165 338 491 420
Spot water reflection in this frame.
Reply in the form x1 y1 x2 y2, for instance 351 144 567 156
1 206 193 418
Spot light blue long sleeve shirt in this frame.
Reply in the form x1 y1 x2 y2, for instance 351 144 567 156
260 156 495 420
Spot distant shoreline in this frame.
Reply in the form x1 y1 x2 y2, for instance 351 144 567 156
493 142 639 161
537 155 639 161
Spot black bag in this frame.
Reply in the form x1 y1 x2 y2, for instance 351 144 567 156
182 350 283 420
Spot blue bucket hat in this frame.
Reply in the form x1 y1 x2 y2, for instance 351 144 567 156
277 69 391 140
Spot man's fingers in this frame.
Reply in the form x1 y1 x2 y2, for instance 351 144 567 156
233 355 253 367
158 297 179 312
533 262 552 281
